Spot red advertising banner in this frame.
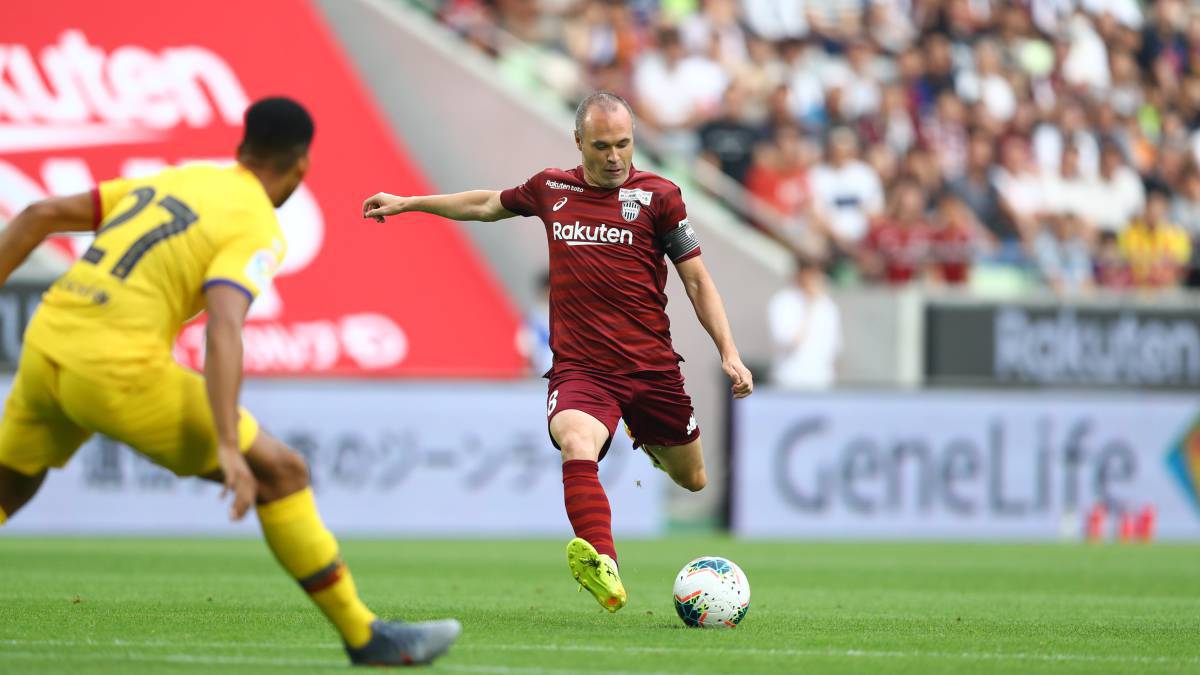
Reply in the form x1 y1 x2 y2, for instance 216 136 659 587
0 0 526 377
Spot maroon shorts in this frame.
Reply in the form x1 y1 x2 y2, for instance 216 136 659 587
546 367 699 459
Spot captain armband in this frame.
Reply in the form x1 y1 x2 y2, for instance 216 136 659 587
660 218 700 262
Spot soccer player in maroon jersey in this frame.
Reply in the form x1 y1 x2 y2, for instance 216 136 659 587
361 92 753 612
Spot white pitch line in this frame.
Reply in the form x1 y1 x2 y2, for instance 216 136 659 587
0 650 345 668
0 648 676 672
476 643 1200 666
1 637 1196 668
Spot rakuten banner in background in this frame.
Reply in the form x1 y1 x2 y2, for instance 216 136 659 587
733 391 1200 540
0 0 525 377
6 381 663 535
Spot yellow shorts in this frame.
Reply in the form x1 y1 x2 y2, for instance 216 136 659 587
0 345 259 477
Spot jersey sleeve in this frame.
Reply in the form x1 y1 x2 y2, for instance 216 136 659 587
90 177 138 229
203 219 285 302
499 171 543 218
655 184 701 263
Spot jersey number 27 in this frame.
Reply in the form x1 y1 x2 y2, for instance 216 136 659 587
83 187 198 280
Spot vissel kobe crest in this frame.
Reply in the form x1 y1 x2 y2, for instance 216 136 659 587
621 200 640 221
619 188 653 222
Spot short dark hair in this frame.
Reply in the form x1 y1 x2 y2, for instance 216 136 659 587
237 97 314 171
575 91 634 137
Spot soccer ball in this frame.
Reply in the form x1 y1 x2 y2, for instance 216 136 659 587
672 556 750 628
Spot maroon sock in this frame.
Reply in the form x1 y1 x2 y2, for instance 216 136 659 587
562 459 617 561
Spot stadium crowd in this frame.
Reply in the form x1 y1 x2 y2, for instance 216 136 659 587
434 0 1200 293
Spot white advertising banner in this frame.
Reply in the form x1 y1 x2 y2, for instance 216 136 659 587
5 381 664 535
733 391 1200 539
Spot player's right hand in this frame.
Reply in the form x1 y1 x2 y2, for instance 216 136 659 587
362 192 407 222
723 356 754 399
217 444 257 521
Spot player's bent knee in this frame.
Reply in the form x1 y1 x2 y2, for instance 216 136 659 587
553 423 605 462
275 448 310 487
558 433 598 462
247 433 311 502
677 468 707 492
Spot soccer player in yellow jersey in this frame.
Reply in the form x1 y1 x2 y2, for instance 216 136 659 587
0 97 459 667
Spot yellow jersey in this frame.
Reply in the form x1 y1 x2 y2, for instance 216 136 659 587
1118 220 1192 287
25 163 286 382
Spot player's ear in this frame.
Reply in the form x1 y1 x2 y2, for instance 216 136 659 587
293 153 311 181
574 131 582 151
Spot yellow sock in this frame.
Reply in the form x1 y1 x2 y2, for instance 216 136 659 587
256 487 377 647
0 505 7 526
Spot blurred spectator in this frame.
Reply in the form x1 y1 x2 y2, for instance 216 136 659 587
1139 0 1187 72
824 40 883 122
921 34 956 97
1092 142 1146 233
1033 102 1100 176
1107 51 1145 118
563 1 639 72
902 146 945 199
868 0 918 54
698 84 767 184
519 271 553 377
921 91 968 179
1034 214 1095 295
810 127 884 250
858 180 933 285
956 38 1017 123
440 0 502 57
950 133 1006 242
896 47 935 118
681 0 748 70
862 85 918 158
633 26 728 156
991 135 1043 250
741 0 810 41
1042 143 1101 230
1171 167 1200 234
930 193 982 286
782 38 827 128
744 124 814 223
1063 12 1111 90
734 36 787 118
1170 167 1200 287
767 257 841 390
1094 231 1133 289
1119 190 1193 289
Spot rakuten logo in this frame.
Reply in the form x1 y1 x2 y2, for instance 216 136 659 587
552 221 634 247
0 30 249 153
545 179 584 193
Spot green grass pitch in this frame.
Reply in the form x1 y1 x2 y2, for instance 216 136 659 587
1 537 1198 674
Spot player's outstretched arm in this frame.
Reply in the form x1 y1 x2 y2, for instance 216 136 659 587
0 192 96 286
204 285 257 521
362 190 515 223
675 256 754 399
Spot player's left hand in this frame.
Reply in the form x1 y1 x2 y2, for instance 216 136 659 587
217 444 257 521
723 357 754 399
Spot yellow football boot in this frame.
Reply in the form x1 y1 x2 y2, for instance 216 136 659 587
566 537 627 613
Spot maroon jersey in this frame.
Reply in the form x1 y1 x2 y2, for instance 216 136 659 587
501 165 701 375
863 217 934 284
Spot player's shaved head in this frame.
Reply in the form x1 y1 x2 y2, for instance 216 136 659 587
574 92 635 188
575 92 634 138
238 97 314 173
